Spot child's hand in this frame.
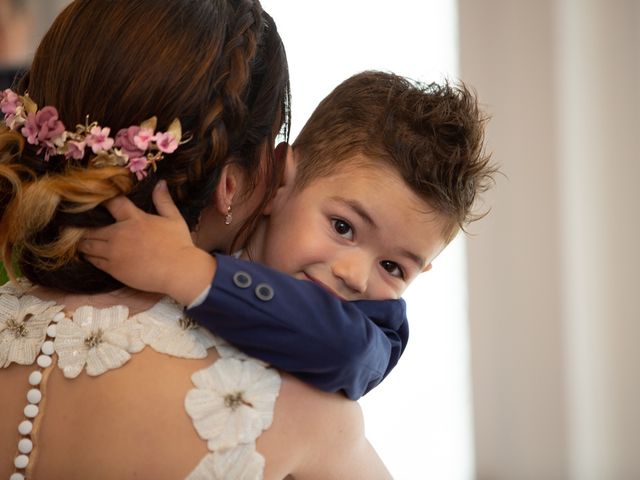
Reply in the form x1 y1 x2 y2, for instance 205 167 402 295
79 180 216 305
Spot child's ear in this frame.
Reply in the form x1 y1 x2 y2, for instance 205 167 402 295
278 141 297 188
214 162 241 216
264 142 297 215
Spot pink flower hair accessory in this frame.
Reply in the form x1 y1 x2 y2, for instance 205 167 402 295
0 88 185 180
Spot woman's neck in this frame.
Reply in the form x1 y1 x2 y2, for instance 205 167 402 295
27 285 164 316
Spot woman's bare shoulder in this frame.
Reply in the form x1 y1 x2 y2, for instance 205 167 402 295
259 373 392 480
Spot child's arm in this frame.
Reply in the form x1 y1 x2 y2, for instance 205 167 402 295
79 182 408 399
189 253 409 399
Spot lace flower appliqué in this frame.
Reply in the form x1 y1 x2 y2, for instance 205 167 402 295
0 277 33 297
132 297 217 358
0 294 63 367
54 304 144 378
185 357 281 450
214 338 269 368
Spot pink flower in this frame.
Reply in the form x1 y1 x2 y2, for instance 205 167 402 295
154 131 179 154
2 90 28 130
64 140 87 160
22 106 66 147
128 156 148 180
41 144 59 161
37 107 65 142
115 126 145 159
86 126 114 154
20 107 66 161
133 127 155 151
1 89 20 115
21 113 40 144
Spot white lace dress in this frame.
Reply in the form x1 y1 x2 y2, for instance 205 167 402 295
0 279 281 480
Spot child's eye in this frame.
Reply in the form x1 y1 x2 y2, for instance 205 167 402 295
380 260 404 279
332 218 354 240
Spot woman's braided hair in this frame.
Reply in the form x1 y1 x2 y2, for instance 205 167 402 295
0 0 290 292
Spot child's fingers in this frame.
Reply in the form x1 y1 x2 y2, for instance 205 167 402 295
81 224 118 242
77 238 110 259
82 253 110 272
102 195 141 222
152 180 181 219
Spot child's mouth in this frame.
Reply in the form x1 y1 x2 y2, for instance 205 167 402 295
301 273 345 300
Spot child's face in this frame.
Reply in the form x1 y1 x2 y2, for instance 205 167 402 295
251 156 449 301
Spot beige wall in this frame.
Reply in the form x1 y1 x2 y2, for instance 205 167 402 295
0 0 69 65
459 0 640 478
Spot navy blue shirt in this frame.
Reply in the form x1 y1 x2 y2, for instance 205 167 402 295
187 254 409 400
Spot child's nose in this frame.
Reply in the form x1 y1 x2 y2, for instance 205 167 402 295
331 252 370 295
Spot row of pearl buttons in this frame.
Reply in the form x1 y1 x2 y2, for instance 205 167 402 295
10 310 65 480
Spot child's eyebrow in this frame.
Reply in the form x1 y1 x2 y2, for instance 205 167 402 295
398 248 427 271
330 196 427 271
330 196 377 228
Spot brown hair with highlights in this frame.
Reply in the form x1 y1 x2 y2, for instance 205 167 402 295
0 0 290 292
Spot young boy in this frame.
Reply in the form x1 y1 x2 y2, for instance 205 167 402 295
79 71 494 399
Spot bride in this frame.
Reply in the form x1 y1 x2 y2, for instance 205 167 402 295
0 0 390 478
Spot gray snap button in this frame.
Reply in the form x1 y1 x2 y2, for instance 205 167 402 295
233 271 252 289
254 283 274 301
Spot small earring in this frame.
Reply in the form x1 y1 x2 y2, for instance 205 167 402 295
224 205 233 225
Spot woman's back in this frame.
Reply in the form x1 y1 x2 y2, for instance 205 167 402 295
0 282 283 478
0 281 389 479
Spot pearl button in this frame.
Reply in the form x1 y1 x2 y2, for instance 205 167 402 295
37 354 52 368
46 324 57 337
27 388 42 404
41 340 55 355
14 454 29 469
18 438 33 454
18 420 33 435
10 473 25 480
28 371 42 386
24 404 39 418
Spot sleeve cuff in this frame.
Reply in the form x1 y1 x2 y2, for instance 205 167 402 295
187 284 211 309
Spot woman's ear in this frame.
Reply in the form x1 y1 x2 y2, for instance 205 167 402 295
264 142 296 215
214 162 241 215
